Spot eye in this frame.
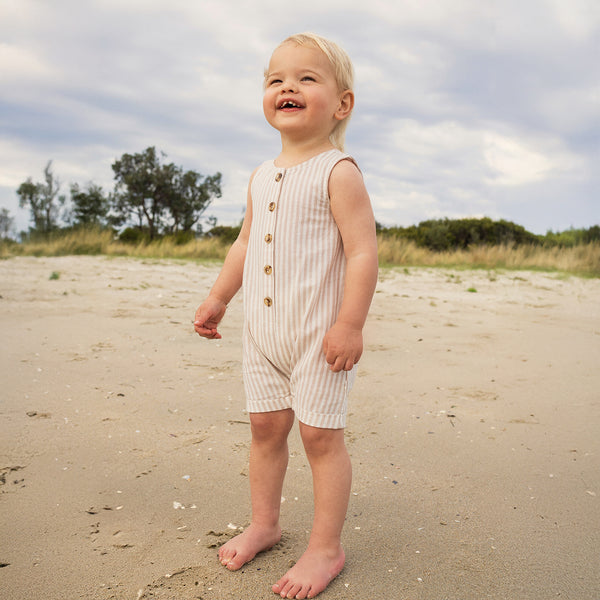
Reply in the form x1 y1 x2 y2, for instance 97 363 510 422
301 76 316 82
267 78 282 86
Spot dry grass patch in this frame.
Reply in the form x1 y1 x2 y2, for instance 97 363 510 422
2 230 598 276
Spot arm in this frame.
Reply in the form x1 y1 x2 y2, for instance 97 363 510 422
323 159 378 371
193 171 255 339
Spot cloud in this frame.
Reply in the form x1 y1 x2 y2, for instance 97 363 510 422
483 133 553 186
0 0 598 236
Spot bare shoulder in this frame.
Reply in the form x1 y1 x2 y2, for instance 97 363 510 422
328 157 376 251
329 158 369 210
329 157 364 190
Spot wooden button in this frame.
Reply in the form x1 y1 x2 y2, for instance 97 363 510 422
275 173 282 182
264 233 272 243
264 265 272 275
264 297 272 307
268 202 276 212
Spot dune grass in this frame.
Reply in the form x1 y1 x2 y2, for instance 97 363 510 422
0 229 230 261
1 229 599 276
376 235 600 276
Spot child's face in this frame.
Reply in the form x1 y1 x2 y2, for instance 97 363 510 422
263 42 351 143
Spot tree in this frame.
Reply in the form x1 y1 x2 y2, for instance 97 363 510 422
0 208 15 239
111 147 164 238
167 169 222 234
16 161 65 233
111 147 221 239
70 182 110 226
17 179 43 231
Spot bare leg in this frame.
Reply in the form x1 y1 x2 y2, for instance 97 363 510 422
272 423 351 599
219 409 295 570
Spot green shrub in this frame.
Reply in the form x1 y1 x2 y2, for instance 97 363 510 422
206 225 242 244
379 218 539 251
119 227 151 244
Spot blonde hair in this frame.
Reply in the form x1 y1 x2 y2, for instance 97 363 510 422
266 32 355 151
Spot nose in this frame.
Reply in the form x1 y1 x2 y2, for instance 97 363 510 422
280 78 297 93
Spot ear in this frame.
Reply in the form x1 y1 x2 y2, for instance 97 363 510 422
334 89 354 121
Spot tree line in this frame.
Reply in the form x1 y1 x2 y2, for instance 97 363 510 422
200 217 600 251
4 150 598 250
11 147 222 241
377 218 600 250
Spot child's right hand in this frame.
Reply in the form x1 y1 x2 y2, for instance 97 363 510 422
194 297 227 339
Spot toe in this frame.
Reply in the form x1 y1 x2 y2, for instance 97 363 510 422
226 554 245 570
276 581 292 598
295 583 311 599
219 548 238 568
272 578 287 595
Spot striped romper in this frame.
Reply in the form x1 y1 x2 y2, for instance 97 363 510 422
242 148 357 429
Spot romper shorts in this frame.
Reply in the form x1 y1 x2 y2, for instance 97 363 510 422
243 324 356 429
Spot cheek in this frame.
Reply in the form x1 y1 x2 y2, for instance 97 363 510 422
307 90 333 113
262 91 275 118
263 86 278 107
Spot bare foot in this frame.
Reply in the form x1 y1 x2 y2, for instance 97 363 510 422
272 545 345 599
218 523 281 570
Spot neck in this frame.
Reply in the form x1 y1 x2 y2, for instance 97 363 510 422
275 136 336 167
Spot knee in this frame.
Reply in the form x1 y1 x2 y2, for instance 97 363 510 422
299 422 345 458
250 409 294 445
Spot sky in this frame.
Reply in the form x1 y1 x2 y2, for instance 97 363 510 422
1 0 598 236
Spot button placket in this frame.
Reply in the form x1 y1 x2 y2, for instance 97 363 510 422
263 169 283 309
263 232 274 306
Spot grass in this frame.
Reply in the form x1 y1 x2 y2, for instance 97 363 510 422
0 229 230 261
376 236 600 277
1 229 599 277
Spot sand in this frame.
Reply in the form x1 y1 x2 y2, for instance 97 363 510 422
1 255 599 600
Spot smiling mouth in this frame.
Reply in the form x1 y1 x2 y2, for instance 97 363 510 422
278 100 303 109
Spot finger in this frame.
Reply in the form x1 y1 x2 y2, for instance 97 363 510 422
328 353 341 368
324 346 336 365
195 326 221 339
348 352 361 369
329 356 344 372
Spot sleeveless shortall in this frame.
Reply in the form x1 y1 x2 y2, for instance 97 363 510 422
242 149 356 429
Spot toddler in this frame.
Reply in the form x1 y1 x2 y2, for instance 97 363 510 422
194 32 378 599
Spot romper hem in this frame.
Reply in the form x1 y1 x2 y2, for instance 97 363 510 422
294 406 346 430
246 394 294 415
245 397 347 430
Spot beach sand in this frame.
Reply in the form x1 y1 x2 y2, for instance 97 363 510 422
1 255 599 600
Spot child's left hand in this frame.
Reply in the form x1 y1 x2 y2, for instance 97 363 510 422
323 322 363 372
